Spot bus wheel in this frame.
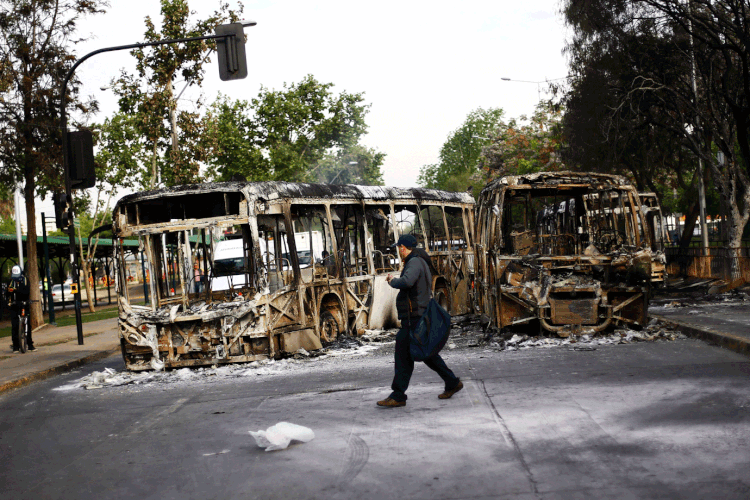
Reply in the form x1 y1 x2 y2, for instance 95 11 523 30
435 286 451 313
320 310 340 344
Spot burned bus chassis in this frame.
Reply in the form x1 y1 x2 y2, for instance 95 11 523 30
490 256 650 337
112 182 475 371
475 172 662 337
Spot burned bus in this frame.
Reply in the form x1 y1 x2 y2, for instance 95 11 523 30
112 182 475 370
474 172 665 337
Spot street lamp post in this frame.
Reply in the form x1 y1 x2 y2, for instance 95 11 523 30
500 76 568 102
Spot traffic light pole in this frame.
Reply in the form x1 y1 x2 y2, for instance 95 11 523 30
59 30 241 345
41 213 56 326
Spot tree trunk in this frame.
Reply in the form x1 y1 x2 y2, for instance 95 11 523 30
150 140 158 189
23 175 43 329
76 226 96 313
678 201 701 250
80 258 96 313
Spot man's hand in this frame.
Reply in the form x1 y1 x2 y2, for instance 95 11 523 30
386 274 393 283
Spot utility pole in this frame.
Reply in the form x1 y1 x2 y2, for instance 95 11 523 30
689 1 710 250
41 213 56 325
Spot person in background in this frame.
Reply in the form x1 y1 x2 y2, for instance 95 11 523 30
193 261 203 293
8 265 34 353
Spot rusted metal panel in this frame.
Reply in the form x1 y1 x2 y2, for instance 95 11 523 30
549 298 598 325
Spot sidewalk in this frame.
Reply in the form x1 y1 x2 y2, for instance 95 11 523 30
650 303 750 357
0 317 119 394
649 279 750 357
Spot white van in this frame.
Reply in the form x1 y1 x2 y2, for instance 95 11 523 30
210 232 325 291
283 231 323 269
211 238 247 291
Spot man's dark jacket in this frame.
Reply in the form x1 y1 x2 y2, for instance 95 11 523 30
389 250 432 327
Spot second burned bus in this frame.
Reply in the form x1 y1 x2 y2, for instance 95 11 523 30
473 172 665 337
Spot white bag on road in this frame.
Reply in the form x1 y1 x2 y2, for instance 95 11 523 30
250 422 315 451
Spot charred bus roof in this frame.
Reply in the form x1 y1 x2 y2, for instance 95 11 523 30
480 171 635 193
115 181 474 208
113 182 475 234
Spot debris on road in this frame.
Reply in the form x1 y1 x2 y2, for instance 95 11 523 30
52 335 392 391
52 315 691 392
446 314 687 352
250 422 315 452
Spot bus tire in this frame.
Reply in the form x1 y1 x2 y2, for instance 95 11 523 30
320 310 340 344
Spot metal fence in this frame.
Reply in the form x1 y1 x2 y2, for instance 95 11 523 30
665 246 750 282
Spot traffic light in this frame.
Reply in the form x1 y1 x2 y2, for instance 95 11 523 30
53 192 74 229
67 130 96 189
216 23 248 81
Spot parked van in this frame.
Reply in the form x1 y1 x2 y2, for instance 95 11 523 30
211 238 248 291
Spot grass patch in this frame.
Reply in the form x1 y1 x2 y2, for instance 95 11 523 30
0 307 121 338
54 308 120 327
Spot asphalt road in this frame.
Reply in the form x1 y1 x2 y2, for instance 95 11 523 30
1 332 749 500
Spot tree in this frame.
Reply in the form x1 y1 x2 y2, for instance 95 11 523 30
110 0 241 190
313 145 385 186
0 0 106 328
561 0 750 249
476 102 567 184
204 76 376 183
418 108 506 195
201 95 268 182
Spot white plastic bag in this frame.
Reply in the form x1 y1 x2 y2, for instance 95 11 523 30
249 422 315 451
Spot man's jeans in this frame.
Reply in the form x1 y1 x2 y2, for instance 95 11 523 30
389 324 460 402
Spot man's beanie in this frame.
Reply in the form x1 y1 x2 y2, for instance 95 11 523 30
392 234 418 249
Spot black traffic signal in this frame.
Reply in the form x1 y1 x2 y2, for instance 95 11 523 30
53 192 74 229
67 130 96 189
216 23 248 81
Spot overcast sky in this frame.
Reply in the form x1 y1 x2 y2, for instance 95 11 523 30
34 0 570 222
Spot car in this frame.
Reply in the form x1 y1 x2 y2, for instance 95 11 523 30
50 283 87 304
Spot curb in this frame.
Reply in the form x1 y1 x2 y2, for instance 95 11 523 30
650 314 750 358
0 347 119 395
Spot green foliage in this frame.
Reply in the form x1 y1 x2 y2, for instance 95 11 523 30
0 0 107 323
561 0 750 245
313 145 385 186
420 105 567 197
202 95 268 181
72 209 113 240
110 0 242 189
0 0 106 197
418 108 505 195
204 76 379 184
0 216 15 234
251 75 369 182
477 102 566 183
94 113 143 192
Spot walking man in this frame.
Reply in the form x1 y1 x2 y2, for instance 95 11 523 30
377 234 462 408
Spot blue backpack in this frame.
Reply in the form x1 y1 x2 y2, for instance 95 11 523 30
409 298 451 361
